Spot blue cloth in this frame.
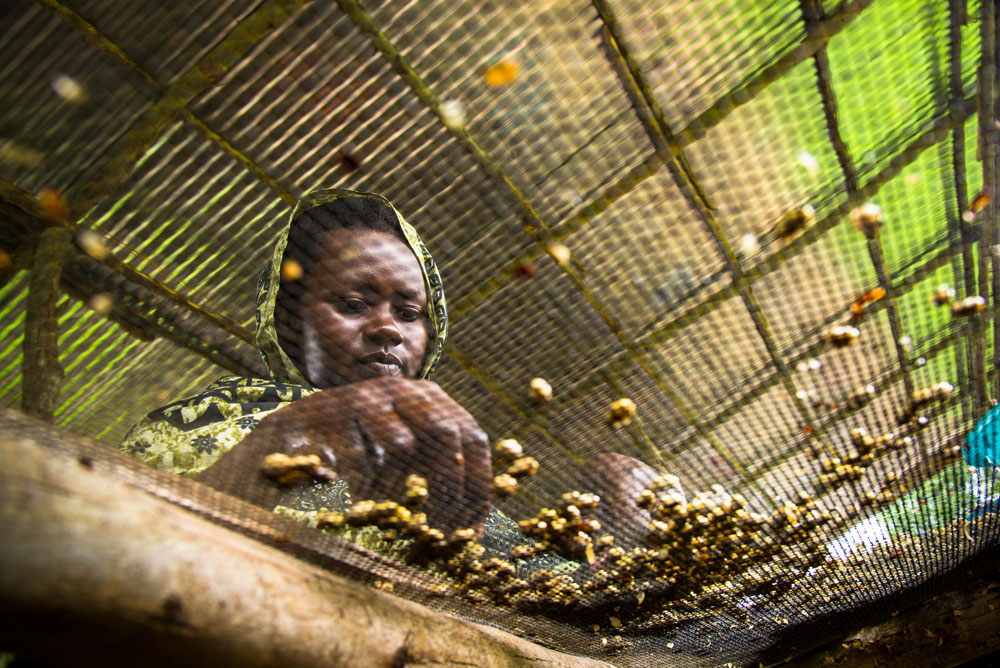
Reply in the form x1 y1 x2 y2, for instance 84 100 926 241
964 404 1000 468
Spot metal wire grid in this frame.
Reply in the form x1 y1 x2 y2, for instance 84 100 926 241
0 0 980 532
0 3 157 198
0 0 976 520
0 0 998 663
363 0 656 225
62 0 258 85
568 170 731 336
83 122 285 311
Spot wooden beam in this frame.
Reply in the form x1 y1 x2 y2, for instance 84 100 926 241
0 178 255 347
21 226 71 421
60 254 265 377
984 0 1000 403
37 0 306 211
449 0 874 320
0 178 264 377
778 570 1000 668
0 411 617 668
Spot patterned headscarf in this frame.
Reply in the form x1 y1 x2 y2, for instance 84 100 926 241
256 188 448 383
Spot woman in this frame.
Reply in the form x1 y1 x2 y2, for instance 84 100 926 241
121 188 654 566
120 189 491 535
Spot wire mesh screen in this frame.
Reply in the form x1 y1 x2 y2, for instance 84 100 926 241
1 0 999 665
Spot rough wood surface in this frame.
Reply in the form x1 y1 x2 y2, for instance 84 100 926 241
0 414 615 668
779 572 1000 668
21 225 71 420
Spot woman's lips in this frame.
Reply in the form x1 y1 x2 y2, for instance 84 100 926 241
364 360 402 377
359 353 403 377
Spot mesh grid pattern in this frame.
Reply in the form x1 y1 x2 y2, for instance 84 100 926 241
1 0 999 666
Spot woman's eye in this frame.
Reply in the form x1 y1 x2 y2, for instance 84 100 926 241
398 307 422 322
342 299 367 313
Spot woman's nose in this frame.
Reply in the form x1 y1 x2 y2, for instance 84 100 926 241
366 306 403 346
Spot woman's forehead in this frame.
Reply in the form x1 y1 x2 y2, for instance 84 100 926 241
311 228 426 299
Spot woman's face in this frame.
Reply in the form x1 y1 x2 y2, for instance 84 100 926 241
280 228 430 387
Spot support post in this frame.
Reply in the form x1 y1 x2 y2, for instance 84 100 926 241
21 225 72 421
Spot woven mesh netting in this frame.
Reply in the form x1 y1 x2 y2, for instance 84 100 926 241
1 0 999 665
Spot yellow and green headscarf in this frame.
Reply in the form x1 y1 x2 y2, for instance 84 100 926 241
256 189 447 384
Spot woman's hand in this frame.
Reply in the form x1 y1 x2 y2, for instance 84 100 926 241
197 377 491 534
579 452 662 549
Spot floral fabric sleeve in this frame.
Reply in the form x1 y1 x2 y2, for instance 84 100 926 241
118 376 318 476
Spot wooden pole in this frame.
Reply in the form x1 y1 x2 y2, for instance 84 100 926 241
1 178 264 378
21 225 72 421
778 573 1000 668
0 412 615 668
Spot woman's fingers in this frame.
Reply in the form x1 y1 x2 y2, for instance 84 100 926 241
393 380 493 533
284 390 366 490
580 452 659 548
354 398 418 502
196 405 328 509
458 425 492 535
391 381 469 532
